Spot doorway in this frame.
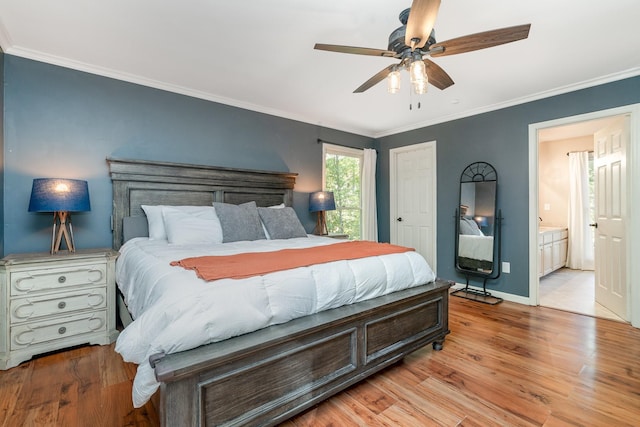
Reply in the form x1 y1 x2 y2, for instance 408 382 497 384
528 106 639 327
537 116 623 320
389 141 437 272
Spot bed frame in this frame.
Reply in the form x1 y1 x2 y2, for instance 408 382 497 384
108 157 451 426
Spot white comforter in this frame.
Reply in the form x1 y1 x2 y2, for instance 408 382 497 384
114 235 436 407
458 234 494 262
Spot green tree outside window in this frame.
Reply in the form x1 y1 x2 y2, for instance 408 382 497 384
324 151 362 240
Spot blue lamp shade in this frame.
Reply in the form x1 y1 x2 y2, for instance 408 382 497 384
474 216 489 227
28 178 91 213
309 191 336 213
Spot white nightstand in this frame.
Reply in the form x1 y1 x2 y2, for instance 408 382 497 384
0 249 119 369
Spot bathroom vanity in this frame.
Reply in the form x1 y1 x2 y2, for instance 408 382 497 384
538 227 568 277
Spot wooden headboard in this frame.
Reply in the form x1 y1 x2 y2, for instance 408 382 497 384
107 157 298 250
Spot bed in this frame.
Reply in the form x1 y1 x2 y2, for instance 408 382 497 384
457 234 494 271
108 157 451 426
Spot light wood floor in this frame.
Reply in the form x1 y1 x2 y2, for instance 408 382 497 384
1 295 639 426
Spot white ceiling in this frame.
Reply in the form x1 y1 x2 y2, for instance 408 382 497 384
1 0 639 138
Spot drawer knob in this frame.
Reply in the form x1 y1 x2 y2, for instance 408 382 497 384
58 301 67 309
58 275 67 283
58 327 67 335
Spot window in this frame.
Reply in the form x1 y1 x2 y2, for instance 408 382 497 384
323 144 363 239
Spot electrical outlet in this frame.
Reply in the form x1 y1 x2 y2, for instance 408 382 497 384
544 203 551 211
502 262 511 274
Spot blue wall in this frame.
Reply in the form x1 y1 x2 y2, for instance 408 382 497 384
3 53 639 299
376 76 640 297
2 55 373 255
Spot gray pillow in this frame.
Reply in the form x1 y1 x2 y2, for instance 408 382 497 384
460 218 482 236
257 207 307 239
213 201 266 242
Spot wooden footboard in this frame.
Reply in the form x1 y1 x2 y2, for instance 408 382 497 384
151 279 451 426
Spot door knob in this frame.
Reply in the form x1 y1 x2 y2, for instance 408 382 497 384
589 223 598 228
397 217 403 222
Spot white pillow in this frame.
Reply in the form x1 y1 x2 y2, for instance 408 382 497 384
162 207 223 245
141 205 219 240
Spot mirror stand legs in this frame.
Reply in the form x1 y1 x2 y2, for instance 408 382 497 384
451 275 503 305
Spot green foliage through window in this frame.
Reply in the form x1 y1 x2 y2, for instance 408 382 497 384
324 151 362 240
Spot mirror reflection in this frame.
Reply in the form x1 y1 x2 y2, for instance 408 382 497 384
456 163 498 275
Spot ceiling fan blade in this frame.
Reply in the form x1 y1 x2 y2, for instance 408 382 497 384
314 43 396 57
430 24 531 57
405 0 441 50
424 59 454 90
354 64 396 93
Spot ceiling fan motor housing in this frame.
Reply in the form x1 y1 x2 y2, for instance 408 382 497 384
388 8 437 55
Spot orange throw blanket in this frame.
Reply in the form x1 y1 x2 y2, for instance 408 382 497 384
170 241 414 281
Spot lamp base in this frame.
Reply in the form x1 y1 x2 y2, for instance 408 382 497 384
51 211 75 254
313 211 329 236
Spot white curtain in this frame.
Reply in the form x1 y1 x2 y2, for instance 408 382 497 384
361 148 378 241
567 151 594 270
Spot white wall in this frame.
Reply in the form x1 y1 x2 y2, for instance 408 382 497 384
538 136 593 227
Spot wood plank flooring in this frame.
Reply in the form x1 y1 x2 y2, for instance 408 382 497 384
1 295 639 426
0 342 158 427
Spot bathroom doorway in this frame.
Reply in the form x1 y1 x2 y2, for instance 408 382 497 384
536 115 627 321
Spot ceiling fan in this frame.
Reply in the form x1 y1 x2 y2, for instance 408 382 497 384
314 0 531 95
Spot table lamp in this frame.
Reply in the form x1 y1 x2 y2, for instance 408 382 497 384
309 191 336 235
28 178 91 254
474 216 488 228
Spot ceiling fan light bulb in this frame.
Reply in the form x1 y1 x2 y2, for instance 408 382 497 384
409 58 426 84
413 80 428 95
388 70 401 94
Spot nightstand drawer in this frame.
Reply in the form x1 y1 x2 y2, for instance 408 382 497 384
10 287 107 323
10 263 107 296
10 311 107 350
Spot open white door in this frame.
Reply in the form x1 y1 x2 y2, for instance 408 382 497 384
594 115 629 321
390 142 437 271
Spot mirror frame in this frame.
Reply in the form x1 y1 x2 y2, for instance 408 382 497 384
455 161 500 278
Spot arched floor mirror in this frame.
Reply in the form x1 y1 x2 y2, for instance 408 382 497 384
452 161 503 304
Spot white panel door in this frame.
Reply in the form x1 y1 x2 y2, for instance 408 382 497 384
594 115 629 321
390 142 437 271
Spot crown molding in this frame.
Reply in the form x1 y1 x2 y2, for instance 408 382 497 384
0 18 13 53
3 46 375 138
373 67 640 138
4 44 639 140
